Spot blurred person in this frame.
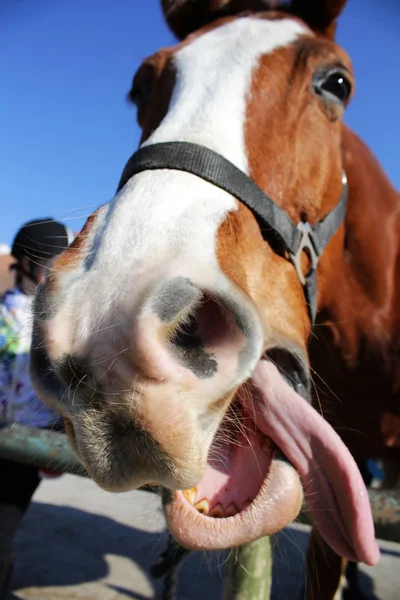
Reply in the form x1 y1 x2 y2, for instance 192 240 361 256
0 219 73 599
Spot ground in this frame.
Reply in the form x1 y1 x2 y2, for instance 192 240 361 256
7 474 400 600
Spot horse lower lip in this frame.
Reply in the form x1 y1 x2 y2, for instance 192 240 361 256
164 458 302 551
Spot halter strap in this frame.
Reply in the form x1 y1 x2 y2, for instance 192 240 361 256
117 141 348 326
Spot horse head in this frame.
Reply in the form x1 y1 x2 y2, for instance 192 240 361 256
30 0 380 566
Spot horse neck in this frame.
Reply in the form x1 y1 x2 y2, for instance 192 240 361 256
320 124 400 368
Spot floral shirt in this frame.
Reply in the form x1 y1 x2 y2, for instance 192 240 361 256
0 287 60 427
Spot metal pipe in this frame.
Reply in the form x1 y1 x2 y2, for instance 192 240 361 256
0 423 86 476
222 537 272 600
368 488 400 544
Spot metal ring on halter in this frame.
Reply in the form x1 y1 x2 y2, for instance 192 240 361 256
289 222 320 286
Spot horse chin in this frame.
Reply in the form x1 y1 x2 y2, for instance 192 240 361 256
162 379 304 551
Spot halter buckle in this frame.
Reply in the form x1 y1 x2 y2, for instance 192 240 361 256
289 222 320 286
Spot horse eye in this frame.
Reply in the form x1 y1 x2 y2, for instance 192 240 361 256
314 71 352 104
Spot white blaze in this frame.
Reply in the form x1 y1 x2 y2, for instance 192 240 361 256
99 17 308 272
145 17 308 172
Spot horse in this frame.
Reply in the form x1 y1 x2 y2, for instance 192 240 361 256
29 0 400 597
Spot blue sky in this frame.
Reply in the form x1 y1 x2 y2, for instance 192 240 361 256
1 0 399 246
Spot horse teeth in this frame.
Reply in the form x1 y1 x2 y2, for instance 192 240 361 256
209 503 224 518
182 487 197 505
225 503 239 517
194 499 210 515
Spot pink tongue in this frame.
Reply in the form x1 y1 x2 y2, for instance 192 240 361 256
246 359 380 566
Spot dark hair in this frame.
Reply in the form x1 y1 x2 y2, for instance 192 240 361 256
11 218 73 262
10 218 74 286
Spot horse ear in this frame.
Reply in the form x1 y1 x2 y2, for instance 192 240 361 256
160 0 281 40
290 0 347 38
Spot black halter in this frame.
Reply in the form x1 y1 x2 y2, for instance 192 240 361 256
117 141 348 327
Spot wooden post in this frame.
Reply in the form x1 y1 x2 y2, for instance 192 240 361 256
222 536 272 600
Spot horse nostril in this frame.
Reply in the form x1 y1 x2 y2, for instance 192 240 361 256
168 294 218 379
167 292 246 380
170 313 201 349
146 277 261 382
